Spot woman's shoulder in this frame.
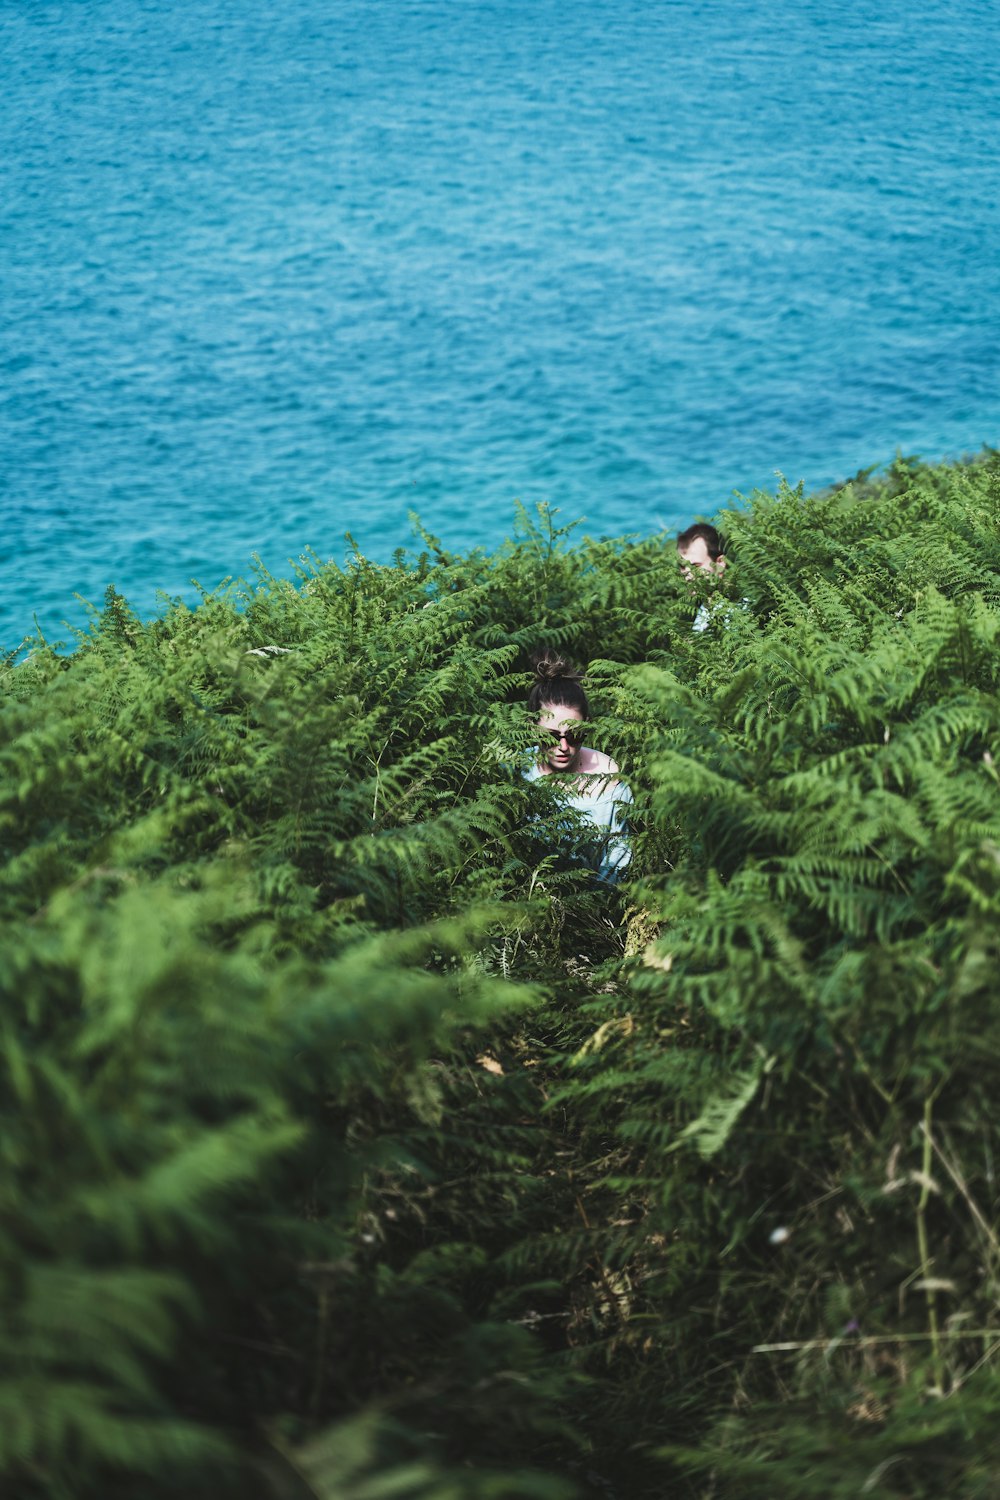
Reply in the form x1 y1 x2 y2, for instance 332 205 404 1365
579 747 619 776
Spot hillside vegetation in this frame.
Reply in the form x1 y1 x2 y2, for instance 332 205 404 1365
3 453 1000 1499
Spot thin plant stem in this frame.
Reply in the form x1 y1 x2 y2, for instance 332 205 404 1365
917 1092 945 1392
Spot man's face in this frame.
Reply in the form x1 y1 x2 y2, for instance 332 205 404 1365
678 537 725 582
537 704 584 772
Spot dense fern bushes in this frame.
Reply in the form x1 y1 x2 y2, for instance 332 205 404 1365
3 456 1000 1498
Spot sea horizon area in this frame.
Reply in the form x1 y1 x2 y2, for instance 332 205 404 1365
7 439 999 656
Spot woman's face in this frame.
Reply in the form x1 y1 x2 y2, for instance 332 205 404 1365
537 702 584 772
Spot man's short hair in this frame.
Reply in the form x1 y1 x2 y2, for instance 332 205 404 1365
677 522 724 560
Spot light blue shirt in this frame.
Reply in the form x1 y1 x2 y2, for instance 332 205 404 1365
523 760 633 880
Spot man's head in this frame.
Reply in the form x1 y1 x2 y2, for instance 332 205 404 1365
677 523 726 580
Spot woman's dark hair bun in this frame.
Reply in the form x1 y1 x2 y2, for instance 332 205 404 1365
527 647 590 718
531 648 581 683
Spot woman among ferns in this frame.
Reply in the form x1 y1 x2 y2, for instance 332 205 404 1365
524 650 632 881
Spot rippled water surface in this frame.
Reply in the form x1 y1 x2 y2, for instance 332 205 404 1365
3 0 999 642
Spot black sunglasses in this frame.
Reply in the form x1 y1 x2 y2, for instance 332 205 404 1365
540 727 582 748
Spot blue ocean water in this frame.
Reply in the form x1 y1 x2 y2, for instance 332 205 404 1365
2 0 999 646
